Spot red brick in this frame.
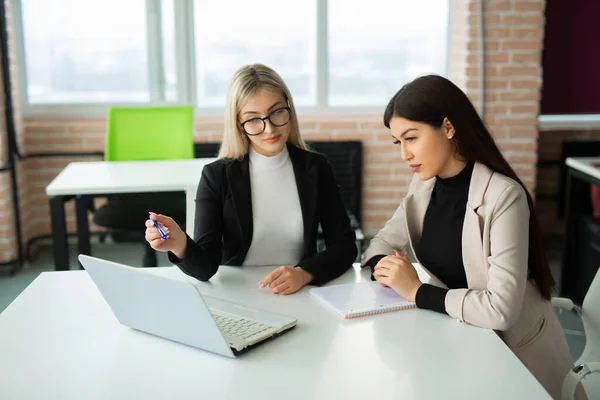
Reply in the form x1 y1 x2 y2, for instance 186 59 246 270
24 125 69 134
498 66 540 77
500 14 544 26
504 153 538 164
511 53 541 64
485 1 511 12
319 121 358 130
331 131 372 141
496 139 537 152
364 190 403 200
364 166 392 176
485 27 510 38
509 104 539 114
468 14 500 25
302 132 333 141
511 27 544 39
499 91 540 102
297 120 318 130
375 132 396 142
504 127 539 137
360 121 387 130
514 1 545 12
68 125 106 134
195 121 224 132
510 79 541 90
501 40 542 51
367 177 411 188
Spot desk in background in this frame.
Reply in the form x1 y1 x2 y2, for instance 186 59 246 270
0 263 551 399
562 157 600 304
45 158 216 271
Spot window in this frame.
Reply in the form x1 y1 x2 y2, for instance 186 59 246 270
194 0 316 107
329 0 449 106
16 0 449 113
19 0 175 104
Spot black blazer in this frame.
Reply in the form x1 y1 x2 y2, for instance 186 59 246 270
171 144 357 284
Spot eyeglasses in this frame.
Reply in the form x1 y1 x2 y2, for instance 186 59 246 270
240 107 291 136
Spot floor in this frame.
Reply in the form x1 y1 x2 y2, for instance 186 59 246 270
0 237 587 362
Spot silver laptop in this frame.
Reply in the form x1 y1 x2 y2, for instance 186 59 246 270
78 255 297 358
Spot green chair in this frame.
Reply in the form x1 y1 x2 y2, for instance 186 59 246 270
93 106 194 267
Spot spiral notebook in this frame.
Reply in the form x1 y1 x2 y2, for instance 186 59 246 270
309 282 416 319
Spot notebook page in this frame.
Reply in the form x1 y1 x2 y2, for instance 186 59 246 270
310 282 414 319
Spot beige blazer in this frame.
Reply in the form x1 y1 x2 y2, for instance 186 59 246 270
362 162 582 400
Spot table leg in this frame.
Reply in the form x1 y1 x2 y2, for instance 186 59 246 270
185 185 196 237
49 196 69 271
75 195 92 269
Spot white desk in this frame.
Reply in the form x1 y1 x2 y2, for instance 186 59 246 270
0 263 551 399
45 158 216 271
566 157 600 181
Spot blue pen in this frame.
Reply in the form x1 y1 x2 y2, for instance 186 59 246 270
149 215 168 240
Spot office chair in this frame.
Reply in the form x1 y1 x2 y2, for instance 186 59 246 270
552 266 600 399
310 141 364 261
93 106 194 267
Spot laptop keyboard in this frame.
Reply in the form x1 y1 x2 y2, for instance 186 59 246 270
211 311 274 341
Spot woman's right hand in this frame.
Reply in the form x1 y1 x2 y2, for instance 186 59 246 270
145 212 187 259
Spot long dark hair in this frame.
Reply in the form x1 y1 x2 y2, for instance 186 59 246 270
383 75 554 300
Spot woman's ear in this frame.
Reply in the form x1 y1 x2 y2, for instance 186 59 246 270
443 117 455 139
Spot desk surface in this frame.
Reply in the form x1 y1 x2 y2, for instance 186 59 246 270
46 158 217 196
566 157 600 181
0 264 551 400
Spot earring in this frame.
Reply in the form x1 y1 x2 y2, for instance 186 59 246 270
447 135 453 139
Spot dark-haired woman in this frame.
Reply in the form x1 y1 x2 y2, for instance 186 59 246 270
362 75 585 399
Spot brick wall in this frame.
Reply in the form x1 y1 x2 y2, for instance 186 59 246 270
0 0 549 264
0 0 20 264
463 0 545 192
0 107 18 263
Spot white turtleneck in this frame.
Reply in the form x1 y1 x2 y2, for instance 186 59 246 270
242 145 305 267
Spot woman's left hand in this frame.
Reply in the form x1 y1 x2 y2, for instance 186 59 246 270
373 251 423 302
258 266 314 295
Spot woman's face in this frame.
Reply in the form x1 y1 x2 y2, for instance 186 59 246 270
389 116 462 180
239 88 291 157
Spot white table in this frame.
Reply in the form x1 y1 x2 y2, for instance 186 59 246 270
0 263 551 399
45 158 216 271
566 157 600 181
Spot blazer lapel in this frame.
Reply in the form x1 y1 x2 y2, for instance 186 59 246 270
226 157 253 255
288 145 317 253
461 162 493 290
405 163 493 290
404 176 435 253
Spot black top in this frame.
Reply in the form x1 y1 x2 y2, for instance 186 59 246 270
169 144 357 285
365 162 474 314
414 162 474 314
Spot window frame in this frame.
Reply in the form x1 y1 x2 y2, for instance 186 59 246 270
13 0 450 118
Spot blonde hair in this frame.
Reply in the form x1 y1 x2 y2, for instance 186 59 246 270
218 64 307 159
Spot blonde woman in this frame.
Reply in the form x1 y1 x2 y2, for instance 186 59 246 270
145 64 357 294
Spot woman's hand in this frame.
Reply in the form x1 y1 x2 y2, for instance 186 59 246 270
258 266 314 295
144 212 187 259
373 251 422 302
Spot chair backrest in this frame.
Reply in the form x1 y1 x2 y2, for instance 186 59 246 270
106 106 194 161
309 141 363 223
580 266 600 363
194 142 221 158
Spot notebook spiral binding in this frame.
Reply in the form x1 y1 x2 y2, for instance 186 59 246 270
347 304 416 319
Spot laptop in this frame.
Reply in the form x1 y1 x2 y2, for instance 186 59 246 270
78 255 297 358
